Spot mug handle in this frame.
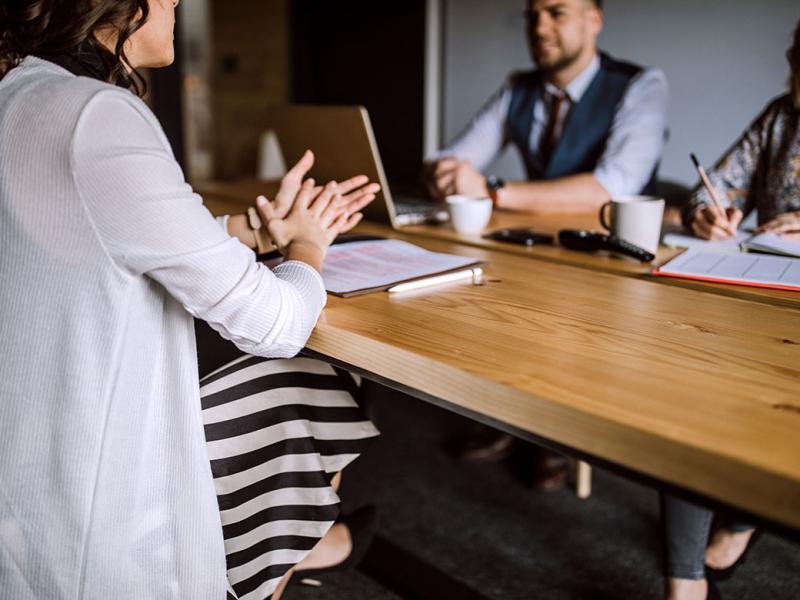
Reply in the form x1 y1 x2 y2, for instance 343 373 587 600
599 201 612 231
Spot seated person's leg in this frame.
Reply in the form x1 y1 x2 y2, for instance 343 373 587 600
661 494 713 600
199 349 379 600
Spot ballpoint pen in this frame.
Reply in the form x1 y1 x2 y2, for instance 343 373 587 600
387 267 483 293
690 153 727 221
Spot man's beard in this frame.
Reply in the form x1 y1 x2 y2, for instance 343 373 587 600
533 42 583 75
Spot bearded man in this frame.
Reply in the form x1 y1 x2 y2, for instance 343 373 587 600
425 0 668 214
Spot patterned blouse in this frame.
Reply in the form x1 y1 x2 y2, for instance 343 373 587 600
682 94 800 226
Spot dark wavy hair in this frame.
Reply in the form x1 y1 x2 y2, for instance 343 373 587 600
790 19 800 105
0 0 150 95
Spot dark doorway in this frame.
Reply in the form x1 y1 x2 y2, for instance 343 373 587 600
290 1 427 190
149 12 185 169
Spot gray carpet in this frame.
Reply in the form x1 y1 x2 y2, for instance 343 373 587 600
284 384 800 600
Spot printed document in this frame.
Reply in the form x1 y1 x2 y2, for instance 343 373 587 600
266 239 481 296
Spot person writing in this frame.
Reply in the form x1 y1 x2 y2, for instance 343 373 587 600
665 19 800 600
0 1 379 598
683 20 800 242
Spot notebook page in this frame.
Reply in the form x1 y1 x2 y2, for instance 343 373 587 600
662 231 749 254
742 232 800 259
657 249 800 289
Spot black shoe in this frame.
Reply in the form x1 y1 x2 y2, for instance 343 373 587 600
705 529 761 582
295 504 379 578
452 429 518 463
529 448 571 491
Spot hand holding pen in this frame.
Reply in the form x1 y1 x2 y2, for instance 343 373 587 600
689 153 743 240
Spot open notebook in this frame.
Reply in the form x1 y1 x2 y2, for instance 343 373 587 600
740 232 800 258
265 238 483 297
663 231 800 258
654 249 800 292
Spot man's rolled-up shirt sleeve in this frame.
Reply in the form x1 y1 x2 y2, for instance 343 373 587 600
431 83 512 171
592 68 670 197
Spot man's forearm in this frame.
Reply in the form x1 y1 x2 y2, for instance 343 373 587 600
497 174 611 214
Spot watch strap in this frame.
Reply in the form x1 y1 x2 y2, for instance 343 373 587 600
246 206 272 255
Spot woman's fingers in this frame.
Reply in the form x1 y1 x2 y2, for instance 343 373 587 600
700 207 736 239
271 151 316 219
332 184 379 211
294 177 317 210
309 181 338 216
346 193 376 214
320 193 343 226
726 208 744 232
255 195 275 221
283 150 315 184
345 211 363 230
759 212 800 234
343 182 381 199
692 209 725 240
335 175 369 195
337 212 363 235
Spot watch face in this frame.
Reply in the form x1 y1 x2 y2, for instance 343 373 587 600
488 176 505 190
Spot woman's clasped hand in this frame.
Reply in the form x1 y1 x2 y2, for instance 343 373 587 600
254 149 380 256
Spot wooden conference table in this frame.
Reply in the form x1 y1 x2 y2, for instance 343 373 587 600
200 188 800 534
403 210 800 310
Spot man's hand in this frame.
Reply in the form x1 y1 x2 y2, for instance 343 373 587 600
424 157 488 201
690 205 743 240
756 210 800 239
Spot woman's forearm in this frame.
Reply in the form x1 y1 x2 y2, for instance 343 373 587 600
284 240 325 273
227 213 257 249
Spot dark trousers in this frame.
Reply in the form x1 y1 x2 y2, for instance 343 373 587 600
661 494 755 580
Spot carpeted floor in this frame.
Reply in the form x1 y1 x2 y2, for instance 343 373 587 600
283 383 800 600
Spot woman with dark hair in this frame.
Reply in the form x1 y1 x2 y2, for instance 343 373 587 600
682 19 800 241
666 19 800 600
0 1 380 598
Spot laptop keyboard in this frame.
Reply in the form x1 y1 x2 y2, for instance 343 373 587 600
392 195 449 225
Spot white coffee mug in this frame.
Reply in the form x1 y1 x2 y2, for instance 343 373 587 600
599 195 665 254
445 195 493 234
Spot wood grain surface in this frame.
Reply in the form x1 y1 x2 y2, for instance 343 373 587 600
402 211 800 309
197 182 800 528
311 225 800 529
197 180 800 308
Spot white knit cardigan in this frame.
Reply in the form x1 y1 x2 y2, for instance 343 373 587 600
0 56 326 599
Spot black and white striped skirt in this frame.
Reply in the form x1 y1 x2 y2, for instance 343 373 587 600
199 355 380 600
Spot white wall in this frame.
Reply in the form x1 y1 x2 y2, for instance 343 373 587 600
441 0 799 186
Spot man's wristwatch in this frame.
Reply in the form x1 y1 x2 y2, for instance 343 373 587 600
486 175 505 208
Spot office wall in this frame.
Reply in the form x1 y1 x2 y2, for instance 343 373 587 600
209 0 290 179
441 0 799 186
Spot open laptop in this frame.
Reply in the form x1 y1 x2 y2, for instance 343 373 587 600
260 105 447 227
